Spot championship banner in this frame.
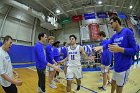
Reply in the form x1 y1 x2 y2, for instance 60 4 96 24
133 15 139 21
137 25 140 35
97 12 108 18
118 12 126 19
126 16 135 30
59 18 71 24
72 15 83 22
84 13 96 20
88 23 99 40
0 42 2 46
80 25 90 40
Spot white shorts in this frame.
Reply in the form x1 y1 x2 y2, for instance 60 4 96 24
112 69 130 86
66 66 83 80
101 65 110 73
47 64 55 71
64 61 68 66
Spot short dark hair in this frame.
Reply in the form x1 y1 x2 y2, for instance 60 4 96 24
53 41 60 47
38 33 45 40
3 35 12 44
63 42 67 46
69 35 77 40
110 16 121 25
99 31 106 37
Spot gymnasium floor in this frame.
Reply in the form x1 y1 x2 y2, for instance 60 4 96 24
0 63 140 93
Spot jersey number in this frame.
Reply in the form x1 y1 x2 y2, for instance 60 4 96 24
71 55 75 60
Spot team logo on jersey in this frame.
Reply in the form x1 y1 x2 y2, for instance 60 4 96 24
68 52 77 54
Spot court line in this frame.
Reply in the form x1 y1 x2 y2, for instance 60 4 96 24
27 67 98 93
136 89 140 93
27 67 76 92
73 82 98 93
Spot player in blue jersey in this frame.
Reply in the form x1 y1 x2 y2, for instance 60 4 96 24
61 42 68 75
53 41 61 82
98 31 112 91
34 33 61 93
46 36 59 89
94 16 137 93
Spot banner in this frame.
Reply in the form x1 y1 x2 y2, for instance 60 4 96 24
80 25 90 40
133 15 139 21
84 13 96 20
0 42 2 46
126 16 135 30
118 12 126 19
59 18 71 24
137 25 140 35
88 23 99 40
72 15 83 22
97 12 108 18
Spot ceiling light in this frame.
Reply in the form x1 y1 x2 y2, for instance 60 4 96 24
98 1 102 4
56 9 60 14
129 5 133 9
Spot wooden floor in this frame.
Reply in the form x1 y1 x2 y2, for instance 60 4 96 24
0 64 140 93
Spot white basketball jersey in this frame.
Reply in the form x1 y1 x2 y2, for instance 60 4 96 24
67 45 81 67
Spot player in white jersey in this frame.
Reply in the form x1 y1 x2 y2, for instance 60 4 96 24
60 35 95 93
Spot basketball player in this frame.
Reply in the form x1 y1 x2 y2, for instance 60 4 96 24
46 36 58 89
98 31 112 91
61 42 68 75
0 35 22 93
60 35 95 93
53 41 61 82
94 16 137 93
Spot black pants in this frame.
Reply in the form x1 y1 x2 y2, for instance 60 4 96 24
37 68 46 92
2 84 17 93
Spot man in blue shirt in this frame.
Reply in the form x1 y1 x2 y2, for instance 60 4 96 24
34 33 61 93
46 36 58 89
94 16 137 93
53 41 61 82
53 41 61 63
61 42 68 75
98 31 112 91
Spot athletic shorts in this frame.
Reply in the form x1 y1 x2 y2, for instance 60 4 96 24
66 66 83 80
101 65 110 73
47 64 55 71
112 69 130 86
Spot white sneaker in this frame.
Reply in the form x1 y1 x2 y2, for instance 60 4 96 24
42 92 47 93
49 84 57 89
98 79 103 83
38 87 42 93
38 87 47 93
52 80 56 85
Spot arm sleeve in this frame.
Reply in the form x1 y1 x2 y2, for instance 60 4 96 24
0 55 5 75
35 45 48 65
103 36 114 49
124 31 137 56
46 45 54 62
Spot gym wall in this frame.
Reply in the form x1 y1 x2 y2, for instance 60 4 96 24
54 22 80 43
0 5 49 63
0 5 49 46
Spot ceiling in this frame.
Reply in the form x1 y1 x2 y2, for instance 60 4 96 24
5 0 140 19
